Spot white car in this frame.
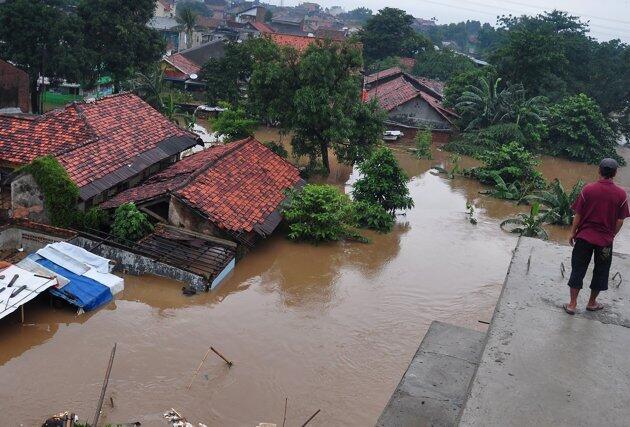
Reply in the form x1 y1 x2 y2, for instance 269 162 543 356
383 130 404 141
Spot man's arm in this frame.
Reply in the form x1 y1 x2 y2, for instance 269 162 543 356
569 213 582 246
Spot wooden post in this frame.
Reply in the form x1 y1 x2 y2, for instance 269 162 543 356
300 409 321 427
92 343 117 427
20 305 24 323
210 346 233 367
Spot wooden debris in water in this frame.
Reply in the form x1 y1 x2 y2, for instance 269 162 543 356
282 397 288 427
300 409 321 427
211 346 233 367
92 343 117 427
164 408 208 427
187 347 212 390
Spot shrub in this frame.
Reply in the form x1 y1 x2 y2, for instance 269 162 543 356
264 141 288 158
471 141 544 187
212 107 258 141
111 203 154 243
546 93 624 165
414 129 432 159
283 184 357 243
81 207 109 232
353 147 414 213
351 201 395 232
21 156 80 228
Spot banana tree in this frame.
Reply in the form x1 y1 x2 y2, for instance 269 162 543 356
500 202 549 240
526 179 584 225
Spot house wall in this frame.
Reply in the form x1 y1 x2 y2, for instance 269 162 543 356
10 174 48 224
388 98 451 130
0 60 29 113
168 196 220 236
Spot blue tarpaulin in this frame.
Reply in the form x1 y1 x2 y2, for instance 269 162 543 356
35 258 113 311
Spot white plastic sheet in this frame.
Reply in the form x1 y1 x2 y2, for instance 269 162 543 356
0 265 57 320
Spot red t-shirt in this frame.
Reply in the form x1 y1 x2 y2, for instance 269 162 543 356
572 179 630 247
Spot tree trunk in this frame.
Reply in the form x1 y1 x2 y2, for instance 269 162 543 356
320 141 330 174
30 78 40 114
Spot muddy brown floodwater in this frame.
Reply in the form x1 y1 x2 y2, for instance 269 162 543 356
1 129 629 426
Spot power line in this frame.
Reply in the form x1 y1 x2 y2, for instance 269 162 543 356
421 0 630 36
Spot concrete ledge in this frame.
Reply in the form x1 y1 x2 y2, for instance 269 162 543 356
376 321 485 427
459 237 630 427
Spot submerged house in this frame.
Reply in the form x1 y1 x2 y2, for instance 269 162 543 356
0 93 198 216
102 137 304 248
364 67 458 143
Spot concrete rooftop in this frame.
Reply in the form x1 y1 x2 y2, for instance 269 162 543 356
459 237 630 426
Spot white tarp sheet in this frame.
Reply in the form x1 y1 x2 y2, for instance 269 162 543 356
0 265 57 320
36 243 124 296
17 255 70 288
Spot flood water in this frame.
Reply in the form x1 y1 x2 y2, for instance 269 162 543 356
1 130 629 426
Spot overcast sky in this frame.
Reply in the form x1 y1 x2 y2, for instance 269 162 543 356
270 0 630 42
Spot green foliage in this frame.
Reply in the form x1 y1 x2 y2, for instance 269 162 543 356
481 175 533 204
212 107 258 141
111 203 154 243
283 184 357 243
77 0 165 90
359 8 432 63
500 203 549 240
367 56 405 74
412 49 476 81
176 5 198 49
414 130 432 159
546 94 624 165
21 156 80 228
0 0 88 112
82 207 109 231
353 147 414 213
340 7 373 24
249 40 384 172
202 38 280 106
526 179 584 225
471 142 544 187
263 141 288 159
351 201 395 233
177 0 213 17
432 154 461 179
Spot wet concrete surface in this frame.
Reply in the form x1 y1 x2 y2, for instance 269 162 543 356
0 133 628 425
376 321 485 427
459 237 630 426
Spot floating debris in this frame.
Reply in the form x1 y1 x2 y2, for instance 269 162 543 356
164 408 207 427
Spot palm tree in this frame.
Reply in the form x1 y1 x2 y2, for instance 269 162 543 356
132 66 165 110
177 6 198 49
526 179 584 225
500 203 549 240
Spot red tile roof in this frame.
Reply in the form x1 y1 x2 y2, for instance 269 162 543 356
164 53 201 77
364 67 403 85
102 138 303 234
366 76 420 111
0 93 191 189
250 21 275 34
268 33 319 52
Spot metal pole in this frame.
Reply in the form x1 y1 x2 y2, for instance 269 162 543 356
92 343 117 427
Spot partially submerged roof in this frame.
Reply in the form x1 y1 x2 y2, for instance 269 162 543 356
0 93 197 199
102 137 304 236
0 265 57 321
364 69 457 124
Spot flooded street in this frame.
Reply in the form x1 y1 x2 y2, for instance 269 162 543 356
1 132 629 426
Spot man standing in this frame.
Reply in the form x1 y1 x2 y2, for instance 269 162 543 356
564 158 629 315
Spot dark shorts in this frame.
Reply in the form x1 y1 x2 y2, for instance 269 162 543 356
567 238 613 291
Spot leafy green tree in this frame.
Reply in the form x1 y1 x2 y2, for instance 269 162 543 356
414 130 432 159
131 65 166 110
359 8 432 63
444 66 496 107
111 203 154 243
472 141 544 187
353 147 414 213
212 107 257 141
78 0 165 91
526 179 584 225
351 200 395 233
283 184 356 243
0 0 88 113
177 0 212 17
412 49 476 81
500 203 549 240
341 7 373 24
176 5 198 50
263 141 288 158
546 94 623 165
367 56 405 74
250 41 384 172
202 38 280 106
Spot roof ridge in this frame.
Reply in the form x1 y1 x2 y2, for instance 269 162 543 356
51 103 101 158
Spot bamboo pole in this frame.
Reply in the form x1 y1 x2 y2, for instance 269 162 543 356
92 343 117 427
210 346 233 367
187 347 212 390
282 397 288 427
300 409 321 427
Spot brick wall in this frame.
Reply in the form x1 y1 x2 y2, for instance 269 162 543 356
0 60 29 113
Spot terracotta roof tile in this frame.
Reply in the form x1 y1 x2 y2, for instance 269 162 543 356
250 21 275 34
366 76 419 111
102 138 302 234
164 53 202 77
268 33 319 52
364 67 403 85
0 93 190 188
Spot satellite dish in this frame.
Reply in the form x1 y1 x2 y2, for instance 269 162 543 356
190 73 198 80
